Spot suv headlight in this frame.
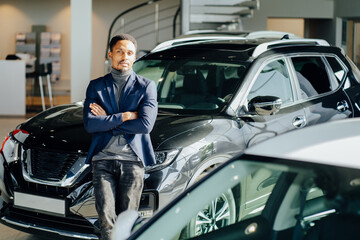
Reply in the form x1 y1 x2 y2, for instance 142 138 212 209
0 130 28 164
146 149 181 173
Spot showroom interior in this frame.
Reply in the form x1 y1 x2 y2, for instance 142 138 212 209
1 0 360 239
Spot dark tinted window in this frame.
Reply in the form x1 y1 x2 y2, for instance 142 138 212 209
291 56 332 99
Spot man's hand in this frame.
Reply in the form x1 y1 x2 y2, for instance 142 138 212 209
90 103 107 116
123 111 138 122
90 103 137 122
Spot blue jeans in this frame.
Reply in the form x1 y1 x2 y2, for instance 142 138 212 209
92 160 144 240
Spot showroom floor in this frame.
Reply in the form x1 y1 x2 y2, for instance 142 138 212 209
0 117 49 240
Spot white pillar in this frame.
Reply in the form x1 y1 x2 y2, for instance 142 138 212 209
181 0 191 34
71 0 92 102
335 17 343 48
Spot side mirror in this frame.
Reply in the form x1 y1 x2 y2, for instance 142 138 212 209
248 96 282 115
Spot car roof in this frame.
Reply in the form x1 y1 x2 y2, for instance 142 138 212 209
151 35 330 58
181 30 300 39
245 118 360 169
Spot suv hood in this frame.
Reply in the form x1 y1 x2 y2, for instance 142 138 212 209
14 104 213 153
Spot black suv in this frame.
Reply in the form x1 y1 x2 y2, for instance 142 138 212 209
1 36 360 239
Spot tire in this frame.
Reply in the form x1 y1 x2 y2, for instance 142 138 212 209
179 188 236 239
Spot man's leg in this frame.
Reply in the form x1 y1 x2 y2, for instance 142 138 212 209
116 161 145 215
93 160 117 240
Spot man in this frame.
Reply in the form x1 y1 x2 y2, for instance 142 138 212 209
83 34 158 240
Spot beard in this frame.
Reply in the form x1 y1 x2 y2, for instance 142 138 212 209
114 61 131 73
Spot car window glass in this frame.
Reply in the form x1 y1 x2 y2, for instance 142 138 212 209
325 57 345 87
134 59 249 111
247 59 294 105
134 60 165 85
291 56 332 99
134 160 290 240
177 165 283 239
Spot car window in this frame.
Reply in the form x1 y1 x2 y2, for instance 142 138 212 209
132 155 360 240
138 161 284 240
325 56 345 85
134 60 166 86
291 56 333 99
247 59 294 106
134 59 249 111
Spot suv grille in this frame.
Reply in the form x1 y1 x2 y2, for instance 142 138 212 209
30 149 80 181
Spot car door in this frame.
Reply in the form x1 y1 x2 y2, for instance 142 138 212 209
238 57 307 148
289 55 354 126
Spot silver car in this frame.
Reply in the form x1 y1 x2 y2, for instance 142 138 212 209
113 118 360 240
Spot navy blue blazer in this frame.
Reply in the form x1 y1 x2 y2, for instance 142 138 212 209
83 71 158 166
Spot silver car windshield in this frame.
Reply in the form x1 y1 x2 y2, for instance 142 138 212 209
133 59 249 111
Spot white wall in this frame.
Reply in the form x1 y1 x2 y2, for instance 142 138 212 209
0 0 71 80
243 0 334 31
335 0 360 17
71 0 92 102
0 60 26 115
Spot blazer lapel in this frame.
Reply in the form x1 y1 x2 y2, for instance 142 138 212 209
104 73 119 113
119 71 136 111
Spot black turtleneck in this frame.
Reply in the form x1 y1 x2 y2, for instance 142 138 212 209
111 68 132 109
92 68 137 162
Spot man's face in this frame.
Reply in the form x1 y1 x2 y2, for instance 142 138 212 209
108 40 136 72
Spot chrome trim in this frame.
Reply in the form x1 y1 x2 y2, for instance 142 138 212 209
13 143 19 161
1 216 99 239
21 148 90 187
303 209 336 222
69 183 97 218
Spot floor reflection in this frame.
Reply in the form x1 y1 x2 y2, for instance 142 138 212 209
0 224 50 240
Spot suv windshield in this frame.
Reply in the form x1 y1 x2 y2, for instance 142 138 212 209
133 49 250 112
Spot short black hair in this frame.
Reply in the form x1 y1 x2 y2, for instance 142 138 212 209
109 34 137 52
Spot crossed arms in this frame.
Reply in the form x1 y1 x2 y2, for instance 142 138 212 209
83 80 158 135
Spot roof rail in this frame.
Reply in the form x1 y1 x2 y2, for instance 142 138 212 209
252 39 330 58
151 36 247 52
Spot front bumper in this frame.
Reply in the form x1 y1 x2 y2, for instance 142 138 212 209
0 203 99 239
1 216 99 239
0 189 158 239
0 157 158 239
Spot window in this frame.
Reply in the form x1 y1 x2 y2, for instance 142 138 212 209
177 163 283 239
291 56 332 98
247 59 293 105
133 60 165 85
134 58 249 111
326 56 345 85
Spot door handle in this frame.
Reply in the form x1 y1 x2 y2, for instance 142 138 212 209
337 100 349 112
292 116 306 128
